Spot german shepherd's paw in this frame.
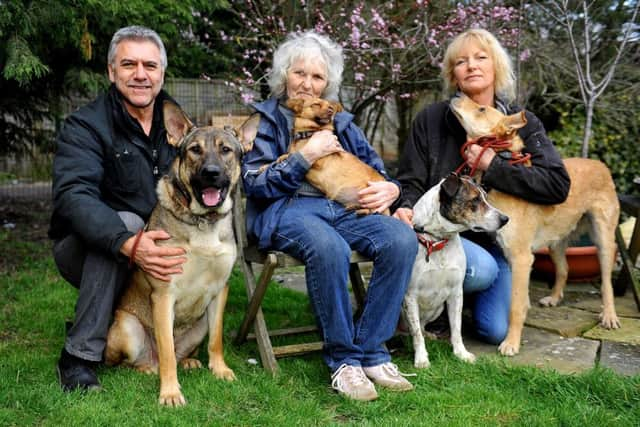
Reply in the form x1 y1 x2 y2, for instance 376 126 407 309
498 339 520 356
180 358 203 370
135 364 158 375
209 361 236 381
600 310 621 329
159 386 186 407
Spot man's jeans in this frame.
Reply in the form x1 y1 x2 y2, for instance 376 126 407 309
461 238 512 344
271 197 418 373
53 212 144 362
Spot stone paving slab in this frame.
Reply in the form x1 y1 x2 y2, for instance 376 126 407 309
529 280 600 300
524 305 600 337
599 341 640 376
463 327 600 374
582 317 640 345
571 295 640 319
611 296 640 318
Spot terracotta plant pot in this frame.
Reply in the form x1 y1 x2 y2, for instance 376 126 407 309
532 245 601 282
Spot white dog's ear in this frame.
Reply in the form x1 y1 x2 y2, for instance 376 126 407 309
441 173 461 198
163 101 194 147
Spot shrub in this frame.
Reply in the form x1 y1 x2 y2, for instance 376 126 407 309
548 102 640 196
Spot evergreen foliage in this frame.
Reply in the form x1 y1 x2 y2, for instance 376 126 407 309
0 0 231 156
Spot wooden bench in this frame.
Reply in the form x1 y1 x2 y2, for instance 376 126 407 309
231 189 370 374
614 190 640 310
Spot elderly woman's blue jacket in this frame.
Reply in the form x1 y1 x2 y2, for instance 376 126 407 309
241 97 395 249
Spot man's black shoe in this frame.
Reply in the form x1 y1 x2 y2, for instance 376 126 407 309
57 349 102 392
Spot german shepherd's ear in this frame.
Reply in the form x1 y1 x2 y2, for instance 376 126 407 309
286 98 305 114
332 102 344 113
163 101 195 147
236 113 261 153
441 173 461 199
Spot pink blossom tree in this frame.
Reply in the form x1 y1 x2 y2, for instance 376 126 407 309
200 1 522 151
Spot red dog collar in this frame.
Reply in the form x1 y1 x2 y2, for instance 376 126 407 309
416 234 449 262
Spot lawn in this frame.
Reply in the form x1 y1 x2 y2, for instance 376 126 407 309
1 220 639 426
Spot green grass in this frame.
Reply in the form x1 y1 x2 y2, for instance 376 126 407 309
1 232 639 427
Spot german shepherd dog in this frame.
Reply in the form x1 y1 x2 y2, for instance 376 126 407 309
263 97 388 214
105 102 259 406
450 94 620 356
403 173 508 368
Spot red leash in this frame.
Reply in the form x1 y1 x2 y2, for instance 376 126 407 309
454 135 531 176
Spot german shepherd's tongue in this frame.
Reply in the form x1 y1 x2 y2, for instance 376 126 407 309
202 187 221 206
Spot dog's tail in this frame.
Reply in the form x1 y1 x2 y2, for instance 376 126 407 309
104 339 124 367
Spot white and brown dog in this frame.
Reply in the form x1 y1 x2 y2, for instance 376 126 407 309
403 173 508 368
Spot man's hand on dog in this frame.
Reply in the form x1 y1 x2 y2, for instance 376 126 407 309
121 230 187 282
358 181 400 214
299 130 344 163
464 143 495 171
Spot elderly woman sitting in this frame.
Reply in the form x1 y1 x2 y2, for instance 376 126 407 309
241 30 418 401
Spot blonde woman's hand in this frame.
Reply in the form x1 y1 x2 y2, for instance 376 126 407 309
464 143 495 171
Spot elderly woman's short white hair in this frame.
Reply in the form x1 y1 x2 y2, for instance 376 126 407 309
268 30 344 101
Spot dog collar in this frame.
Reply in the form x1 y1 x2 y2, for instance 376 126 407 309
292 130 315 141
193 211 228 230
416 233 449 262
166 204 228 230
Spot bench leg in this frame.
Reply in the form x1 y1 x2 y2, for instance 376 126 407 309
628 219 640 266
235 254 279 375
615 226 640 310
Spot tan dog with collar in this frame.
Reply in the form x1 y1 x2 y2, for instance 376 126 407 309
105 102 259 406
450 94 620 356
262 97 388 214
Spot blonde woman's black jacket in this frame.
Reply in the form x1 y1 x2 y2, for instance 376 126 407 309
395 100 570 210
48 84 178 259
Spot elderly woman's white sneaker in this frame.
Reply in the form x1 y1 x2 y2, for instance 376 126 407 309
331 364 378 401
363 362 414 391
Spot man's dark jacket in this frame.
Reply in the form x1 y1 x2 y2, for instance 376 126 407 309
48 84 177 259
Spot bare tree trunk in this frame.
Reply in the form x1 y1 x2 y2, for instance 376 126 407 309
542 0 639 158
582 99 594 158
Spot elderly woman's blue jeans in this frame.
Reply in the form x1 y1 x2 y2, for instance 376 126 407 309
461 238 512 344
271 196 418 373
